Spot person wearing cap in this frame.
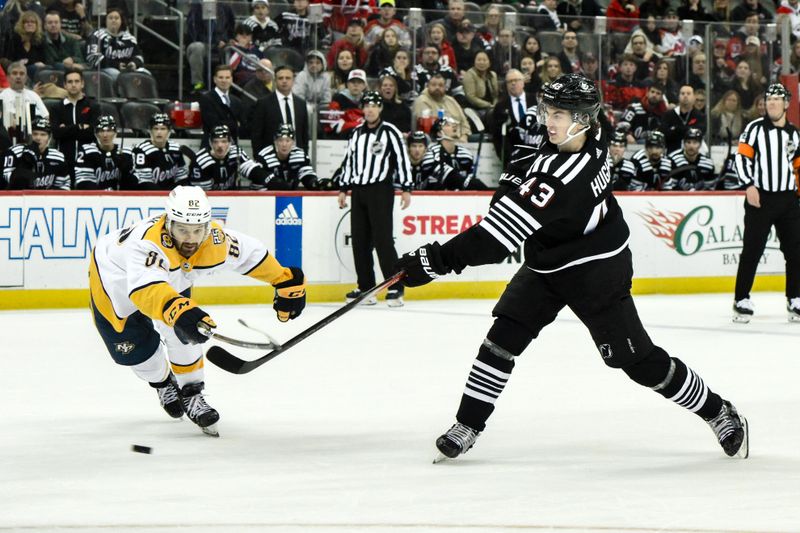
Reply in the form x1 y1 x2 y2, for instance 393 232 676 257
275 0 326 51
661 84 707 152
732 83 800 322
618 83 669 143
244 0 282 53
73 115 134 190
2 116 70 190
125 113 187 190
293 50 331 107
738 35 769 86
321 0 375 37
609 129 636 191
664 127 715 190
364 0 411 49
628 129 674 190
420 114 486 190
198 64 246 150
324 68 368 139
406 131 430 190
337 90 412 307
412 73 471 142
253 123 330 190
326 17 368 70
49 68 100 184
186 125 267 191
453 19 487 74
251 65 309 154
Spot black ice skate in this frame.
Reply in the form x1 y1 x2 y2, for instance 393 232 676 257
732 298 754 323
385 289 404 308
787 298 800 322
152 375 184 419
706 400 749 458
345 288 377 305
433 422 480 463
180 382 220 437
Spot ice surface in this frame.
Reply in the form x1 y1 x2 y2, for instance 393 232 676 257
2 293 799 532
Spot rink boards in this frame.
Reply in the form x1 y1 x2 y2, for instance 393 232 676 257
0 190 786 309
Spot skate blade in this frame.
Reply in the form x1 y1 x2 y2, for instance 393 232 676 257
788 313 800 323
732 314 752 324
201 424 220 438
386 300 405 308
736 417 749 459
432 453 450 464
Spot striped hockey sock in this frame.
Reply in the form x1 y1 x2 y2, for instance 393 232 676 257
456 342 515 432
652 358 722 420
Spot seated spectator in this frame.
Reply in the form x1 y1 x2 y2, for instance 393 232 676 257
558 0 589 32
556 31 585 76
639 0 670 19
86 8 146 82
532 0 567 33
724 12 761 71
604 55 648 110
727 59 762 110
462 50 498 118
328 48 354 93
656 9 686 58
0 62 49 142
324 68 367 139
243 58 275 102
619 83 668 143
651 59 679 105
411 73 471 141
364 0 411 49
413 44 466 105
489 28 522 77
710 0 734 33
711 39 735 91
624 30 660 81
522 34 547 72
666 128 716 190
50 69 100 172
731 0 772 23
420 114 486 190
640 15 663 52
252 123 326 190
432 0 466 43
739 36 769 86
378 48 414 101
244 0 282 52
0 0 45 43
453 20 487 75
323 0 374 38
198 65 245 149
44 11 86 71
628 130 674 191
581 53 601 83
365 27 402 76
694 88 707 112
427 23 457 70
186 0 235 92
688 52 708 93
50 0 92 40
539 56 564 86
8 10 47 76
661 84 706 152
3 117 69 190
678 0 714 32
276 0 325 52
377 74 411 132
606 0 640 33
326 17 368 70
477 5 502 48
294 50 331 107
709 89 746 144
228 23 265 86
744 91 765 120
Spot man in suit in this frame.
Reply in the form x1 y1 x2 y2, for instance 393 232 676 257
197 64 245 149
489 69 540 166
251 65 309 154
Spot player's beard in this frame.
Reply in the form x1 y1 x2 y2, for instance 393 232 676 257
178 241 199 257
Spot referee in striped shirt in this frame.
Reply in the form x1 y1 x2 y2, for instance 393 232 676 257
337 90 413 307
733 82 800 323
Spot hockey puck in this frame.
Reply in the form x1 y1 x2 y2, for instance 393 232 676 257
131 445 152 454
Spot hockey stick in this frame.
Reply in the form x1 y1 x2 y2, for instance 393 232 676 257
198 322 278 350
463 107 485 182
205 271 406 374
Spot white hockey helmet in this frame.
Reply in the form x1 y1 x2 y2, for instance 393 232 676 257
165 185 212 229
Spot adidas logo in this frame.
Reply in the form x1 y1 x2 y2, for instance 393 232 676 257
276 203 302 226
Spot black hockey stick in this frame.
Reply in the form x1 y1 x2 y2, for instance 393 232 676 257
206 271 406 374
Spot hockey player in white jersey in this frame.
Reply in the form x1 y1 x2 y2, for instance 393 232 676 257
89 186 306 436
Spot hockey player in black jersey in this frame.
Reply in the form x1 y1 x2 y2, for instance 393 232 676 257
253 124 331 190
125 113 188 190
407 131 430 190
396 74 749 462
74 115 133 190
629 129 673 191
665 127 716 191
609 129 635 191
3 117 70 190
419 115 487 190
187 125 266 190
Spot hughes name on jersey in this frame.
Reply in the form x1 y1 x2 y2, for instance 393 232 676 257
253 145 318 190
75 142 134 190
187 145 265 190
439 129 630 274
127 140 188 190
2 144 69 190
90 214 295 332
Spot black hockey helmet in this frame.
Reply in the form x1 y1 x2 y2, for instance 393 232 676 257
95 114 117 132
361 90 383 107
408 130 429 147
765 82 791 101
645 130 666 148
274 123 295 140
684 127 703 141
149 112 171 129
539 73 601 123
211 125 230 140
31 116 51 133
610 129 627 146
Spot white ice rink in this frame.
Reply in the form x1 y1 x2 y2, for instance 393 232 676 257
2 292 800 533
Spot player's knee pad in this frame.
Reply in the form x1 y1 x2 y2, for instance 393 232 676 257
621 346 673 388
131 343 170 384
484 315 535 361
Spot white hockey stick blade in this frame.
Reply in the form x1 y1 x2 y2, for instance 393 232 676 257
463 107 485 133
237 319 283 349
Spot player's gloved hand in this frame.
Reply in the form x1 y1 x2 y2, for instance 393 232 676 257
273 267 306 322
314 178 336 190
464 177 488 190
173 306 217 345
395 242 448 287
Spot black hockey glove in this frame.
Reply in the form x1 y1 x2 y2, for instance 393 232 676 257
315 178 337 191
395 242 448 287
273 267 306 322
173 306 217 345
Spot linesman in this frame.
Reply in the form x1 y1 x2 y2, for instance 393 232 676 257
337 90 412 307
732 83 800 323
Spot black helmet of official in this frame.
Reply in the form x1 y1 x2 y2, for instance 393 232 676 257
408 130 429 147
645 130 666 148
31 116 51 133
149 112 171 129
765 82 791 101
211 125 230 140
95 114 117 132
684 127 703 142
539 73 601 125
610 129 627 146
274 123 295 140
361 90 383 107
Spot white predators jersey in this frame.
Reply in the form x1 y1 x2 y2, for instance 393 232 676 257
90 214 290 332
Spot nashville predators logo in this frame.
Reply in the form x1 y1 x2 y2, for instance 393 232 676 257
114 341 136 354
161 233 174 248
